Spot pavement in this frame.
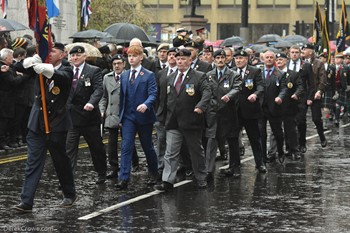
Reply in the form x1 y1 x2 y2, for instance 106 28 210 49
1 116 350 232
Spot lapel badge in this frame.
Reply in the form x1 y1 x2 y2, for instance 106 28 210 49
287 82 293 89
186 84 195 96
51 86 60 95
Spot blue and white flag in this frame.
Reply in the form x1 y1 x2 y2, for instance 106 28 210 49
46 0 60 18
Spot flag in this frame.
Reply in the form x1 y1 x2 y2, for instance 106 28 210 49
46 0 60 18
81 0 92 28
321 10 331 63
27 0 52 63
313 1 323 54
1 0 8 18
336 0 350 54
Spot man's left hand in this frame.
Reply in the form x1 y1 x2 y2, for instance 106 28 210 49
314 91 322 100
84 103 94 111
194 108 203 114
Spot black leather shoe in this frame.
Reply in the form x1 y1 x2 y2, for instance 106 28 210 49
256 165 267 173
60 195 78 208
206 172 214 182
13 202 33 213
154 181 174 192
299 146 307 153
8 142 19 148
197 180 208 189
116 180 128 190
131 165 139 173
96 174 106 184
265 154 276 163
321 139 327 148
220 167 240 177
240 147 245 156
292 152 301 160
106 170 118 179
185 170 193 177
0 144 12 150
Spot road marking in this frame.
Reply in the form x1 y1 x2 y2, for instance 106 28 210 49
78 180 192 220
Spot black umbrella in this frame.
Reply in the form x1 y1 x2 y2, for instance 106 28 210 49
256 34 282 43
104 23 150 42
284 35 308 45
249 44 269 53
0 18 28 32
69 29 113 39
274 40 293 49
220 36 245 47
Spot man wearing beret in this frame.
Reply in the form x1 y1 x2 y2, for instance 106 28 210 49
184 41 212 73
154 48 211 191
66 45 107 185
154 43 170 73
203 45 215 69
231 49 266 174
173 28 190 47
204 49 242 180
14 42 77 212
301 43 327 148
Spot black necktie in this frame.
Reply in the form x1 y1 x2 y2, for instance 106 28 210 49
240 69 244 79
293 61 297 72
162 64 166 69
72 67 79 91
175 72 183 94
219 71 223 81
130 70 137 85
169 69 173 75
115 74 120 82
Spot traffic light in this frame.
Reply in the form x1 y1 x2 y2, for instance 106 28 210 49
293 21 300 34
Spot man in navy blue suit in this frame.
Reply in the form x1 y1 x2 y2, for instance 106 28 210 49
117 45 158 190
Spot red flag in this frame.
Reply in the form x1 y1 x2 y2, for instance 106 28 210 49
27 0 52 63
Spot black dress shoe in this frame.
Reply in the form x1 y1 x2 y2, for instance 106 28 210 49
206 172 214 182
106 170 118 179
131 165 139 173
256 165 267 173
116 180 128 190
154 181 174 192
96 175 106 184
0 144 12 150
220 167 240 177
265 155 276 163
299 146 307 153
197 180 208 189
292 152 301 160
321 139 327 147
185 169 194 177
60 195 78 208
13 202 33 213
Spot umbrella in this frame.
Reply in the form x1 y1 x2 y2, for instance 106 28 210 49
249 44 269 53
69 29 113 39
256 34 282 43
284 35 308 45
274 40 293 49
0 18 28 32
65 42 102 58
220 36 245 47
104 23 150 42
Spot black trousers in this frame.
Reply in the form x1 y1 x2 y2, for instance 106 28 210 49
259 114 284 159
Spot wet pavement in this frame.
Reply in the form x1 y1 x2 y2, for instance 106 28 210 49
1 116 350 232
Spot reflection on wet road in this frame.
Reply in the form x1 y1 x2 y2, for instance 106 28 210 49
1 121 350 232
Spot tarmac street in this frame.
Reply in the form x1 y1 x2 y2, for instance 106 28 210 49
1 117 350 232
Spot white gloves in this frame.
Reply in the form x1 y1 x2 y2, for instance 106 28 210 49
23 54 42 68
33 63 55 79
332 91 339 100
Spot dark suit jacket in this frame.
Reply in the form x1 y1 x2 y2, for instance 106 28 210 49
28 64 73 132
234 65 264 120
287 59 312 102
156 67 171 124
165 69 211 130
262 68 287 117
192 59 213 73
325 64 336 95
281 69 304 116
206 67 242 134
68 63 103 127
119 67 157 125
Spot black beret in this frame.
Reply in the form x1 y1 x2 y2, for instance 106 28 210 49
69 45 85 54
234 49 249 57
167 47 178 54
110 54 124 63
175 49 191 57
302 43 314 50
184 41 201 49
53 42 65 51
203 45 213 53
213 49 226 57
276 53 288 59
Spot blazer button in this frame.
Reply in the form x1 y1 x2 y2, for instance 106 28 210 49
51 100 54 103
40 107 42 110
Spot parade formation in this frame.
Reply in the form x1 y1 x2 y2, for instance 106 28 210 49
1 1 350 231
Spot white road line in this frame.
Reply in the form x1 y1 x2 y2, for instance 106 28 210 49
79 123 350 220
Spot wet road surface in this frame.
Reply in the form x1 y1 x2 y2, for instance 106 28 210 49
1 117 350 232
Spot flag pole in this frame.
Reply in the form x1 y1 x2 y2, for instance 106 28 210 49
39 73 50 134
